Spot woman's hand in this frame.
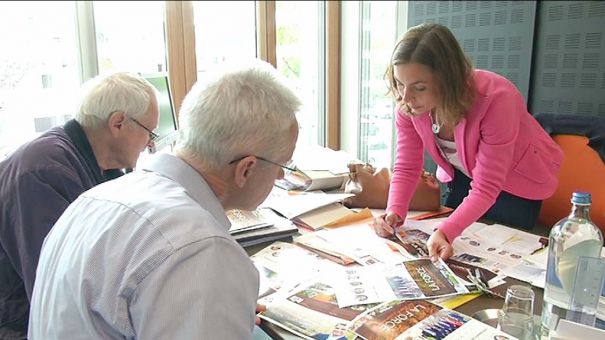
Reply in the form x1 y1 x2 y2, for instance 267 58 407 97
370 211 402 237
426 229 453 261
255 304 266 325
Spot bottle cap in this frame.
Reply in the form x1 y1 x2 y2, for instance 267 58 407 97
571 192 591 205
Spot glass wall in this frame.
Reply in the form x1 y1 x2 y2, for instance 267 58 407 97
192 1 257 77
94 1 167 74
275 1 326 146
0 1 80 158
358 1 398 168
0 0 396 164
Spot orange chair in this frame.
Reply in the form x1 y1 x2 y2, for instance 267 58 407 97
534 113 605 234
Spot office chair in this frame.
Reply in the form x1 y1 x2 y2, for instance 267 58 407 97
534 113 605 233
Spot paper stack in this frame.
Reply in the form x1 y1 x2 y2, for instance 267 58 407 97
275 144 357 192
227 208 299 248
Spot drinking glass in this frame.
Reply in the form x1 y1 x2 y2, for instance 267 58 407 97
498 285 535 340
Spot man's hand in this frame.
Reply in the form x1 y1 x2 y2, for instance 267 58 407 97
426 229 453 261
370 211 402 237
255 304 266 325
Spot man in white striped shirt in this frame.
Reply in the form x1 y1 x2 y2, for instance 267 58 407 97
28 60 300 339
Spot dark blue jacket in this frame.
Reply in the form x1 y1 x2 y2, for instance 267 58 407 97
0 119 122 334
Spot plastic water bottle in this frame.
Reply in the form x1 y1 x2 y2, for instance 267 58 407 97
541 192 604 338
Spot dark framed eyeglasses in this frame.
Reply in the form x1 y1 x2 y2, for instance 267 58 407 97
229 155 297 172
129 117 159 142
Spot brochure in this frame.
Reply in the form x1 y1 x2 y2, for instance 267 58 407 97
295 224 406 267
261 187 354 220
227 208 275 234
228 208 299 247
331 259 469 308
293 203 373 231
399 219 546 278
259 278 374 340
348 299 517 340
251 242 344 298
385 227 503 291
274 144 355 192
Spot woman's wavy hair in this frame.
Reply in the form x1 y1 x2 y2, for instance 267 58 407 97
385 23 475 127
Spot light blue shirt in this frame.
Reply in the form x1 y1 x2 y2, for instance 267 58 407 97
29 153 259 339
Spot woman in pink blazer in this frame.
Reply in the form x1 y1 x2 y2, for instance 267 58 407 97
371 23 563 260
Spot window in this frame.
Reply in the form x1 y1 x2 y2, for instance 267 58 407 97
192 1 257 76
93 1 167 74
0 1 80 158
275 1 326 146
358 1 397 168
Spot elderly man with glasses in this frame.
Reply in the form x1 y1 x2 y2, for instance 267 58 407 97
28 60 301 339
0 72 159 339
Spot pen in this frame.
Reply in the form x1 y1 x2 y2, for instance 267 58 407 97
475 268 489 289
530 245 546 256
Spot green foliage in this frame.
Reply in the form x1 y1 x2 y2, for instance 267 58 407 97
276 26 298 45
280 57 300 78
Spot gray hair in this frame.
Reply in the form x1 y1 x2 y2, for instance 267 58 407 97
176 60 301 170
75 72 157 128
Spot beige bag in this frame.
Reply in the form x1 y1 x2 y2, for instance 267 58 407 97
343 163 441 211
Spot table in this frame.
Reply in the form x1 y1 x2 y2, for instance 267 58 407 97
246 221 552 339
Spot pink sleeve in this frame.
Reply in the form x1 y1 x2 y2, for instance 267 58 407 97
386 110 425 221
438 85 522 242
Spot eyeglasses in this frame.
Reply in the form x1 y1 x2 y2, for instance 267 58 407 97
229 155 297 172
129 117 159 142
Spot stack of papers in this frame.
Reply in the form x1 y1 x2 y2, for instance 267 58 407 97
276 169 348 192
260 187 354 220
227 208 298 248
259 275 507 340
292 203 372 231
294 224 405 267
228 209 275 234
275 144 357 191
251 222 518 339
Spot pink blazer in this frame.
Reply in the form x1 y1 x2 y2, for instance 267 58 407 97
387 69 563 242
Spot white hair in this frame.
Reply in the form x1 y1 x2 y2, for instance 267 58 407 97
75 72 157 128
176 60 301 170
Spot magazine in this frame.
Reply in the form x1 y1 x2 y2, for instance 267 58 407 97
348 299 517 340
395 219 545 279
387 228 431 259
260 187 354 219
384 228 503 291
331 259 469 308
227 208 275 234
251 242 344 298
295 224 407 267
274 144 354 192
259 278 375 340
227 208 299 247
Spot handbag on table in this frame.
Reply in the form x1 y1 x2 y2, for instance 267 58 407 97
343 163 441 211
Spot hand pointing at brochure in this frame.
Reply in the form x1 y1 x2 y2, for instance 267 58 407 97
426 229 453 261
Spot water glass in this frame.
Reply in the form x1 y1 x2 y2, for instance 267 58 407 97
498 285 535 340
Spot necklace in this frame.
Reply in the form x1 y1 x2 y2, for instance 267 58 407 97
429 112 442 134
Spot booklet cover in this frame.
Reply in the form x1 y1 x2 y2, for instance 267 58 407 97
385 228 503 293
227 208 275 234
295 224 406 267
331 259 469 308
261 187 354 220
228 208 299 247
277 169 348 192
259 278 378 340
387 228 431 259
349 299 516 340
251 242 345 298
